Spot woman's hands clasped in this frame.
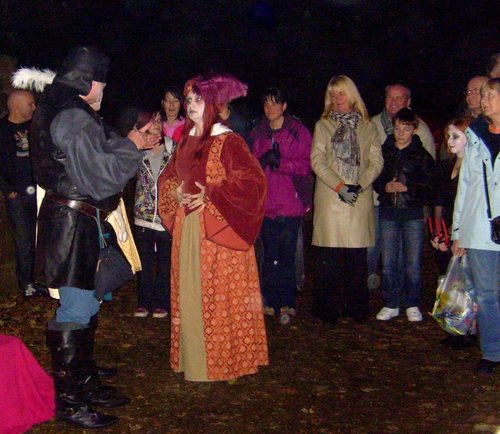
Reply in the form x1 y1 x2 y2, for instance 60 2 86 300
172 181 206 213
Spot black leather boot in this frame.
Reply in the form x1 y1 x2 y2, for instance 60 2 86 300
46 326 118 429
79 325 130 408
88 314 118 378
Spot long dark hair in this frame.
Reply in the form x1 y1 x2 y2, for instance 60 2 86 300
160 86 184 122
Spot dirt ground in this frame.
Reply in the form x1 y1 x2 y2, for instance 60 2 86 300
0 238 499 434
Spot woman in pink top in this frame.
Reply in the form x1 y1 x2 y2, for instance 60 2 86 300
161 86 185 140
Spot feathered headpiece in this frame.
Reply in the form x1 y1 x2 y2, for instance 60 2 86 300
184 74 248 105
11 67 56 92
11 47 109 95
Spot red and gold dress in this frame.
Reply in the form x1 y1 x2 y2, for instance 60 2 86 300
158 124 268 381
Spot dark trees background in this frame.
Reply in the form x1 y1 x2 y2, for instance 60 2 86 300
0 0 499 130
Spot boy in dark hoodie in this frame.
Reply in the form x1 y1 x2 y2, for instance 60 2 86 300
374 108 434 323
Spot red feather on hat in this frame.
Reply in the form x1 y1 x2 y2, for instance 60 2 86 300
189 74 248 105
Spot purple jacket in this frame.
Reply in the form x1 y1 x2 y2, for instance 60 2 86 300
250 115 312 219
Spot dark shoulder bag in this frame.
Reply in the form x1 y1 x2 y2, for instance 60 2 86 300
94 210 134 300
482 162 500 244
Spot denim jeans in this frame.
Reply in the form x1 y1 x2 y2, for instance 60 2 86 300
135 226 172 311
56 286 101 326
368 206 405 290
467 249 500 362
380 217 424 308
5 193 36 290
261 216 301 311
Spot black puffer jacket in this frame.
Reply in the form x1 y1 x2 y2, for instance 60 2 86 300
374 135 434 209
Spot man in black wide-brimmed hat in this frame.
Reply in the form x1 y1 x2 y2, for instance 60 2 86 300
26 46 159 429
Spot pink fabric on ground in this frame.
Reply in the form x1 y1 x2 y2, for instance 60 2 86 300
0 335 54 434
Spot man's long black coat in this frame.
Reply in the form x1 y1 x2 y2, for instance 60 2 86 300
30 83 142 290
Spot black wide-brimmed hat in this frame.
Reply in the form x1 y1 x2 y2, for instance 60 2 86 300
54 46 109 94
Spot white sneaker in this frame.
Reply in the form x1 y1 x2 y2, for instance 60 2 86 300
134 307 149 318
376 307 399 321
406 307 423 322
263 306 275 316
152 309 168 319
24 284 37 297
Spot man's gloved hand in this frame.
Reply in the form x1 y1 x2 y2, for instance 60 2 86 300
338 185 359 206
259 149 281 171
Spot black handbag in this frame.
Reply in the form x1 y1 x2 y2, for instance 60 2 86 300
482 162 500 245
94 210 134 300
95 245 134 301
491 217 500 244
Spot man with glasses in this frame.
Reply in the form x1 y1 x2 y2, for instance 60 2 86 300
464 76 489 118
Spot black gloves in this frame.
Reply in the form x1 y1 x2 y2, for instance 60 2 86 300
338 184 362 206
259 148 281 171
346 184 362 195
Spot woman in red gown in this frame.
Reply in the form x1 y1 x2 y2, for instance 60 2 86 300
158 75 268 381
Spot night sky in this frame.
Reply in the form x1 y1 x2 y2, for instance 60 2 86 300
1 0 499 131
